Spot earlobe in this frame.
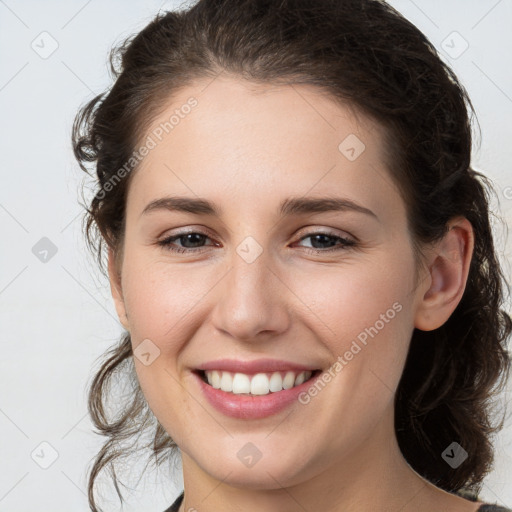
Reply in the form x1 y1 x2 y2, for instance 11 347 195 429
107 246 130 331
414 217 474 332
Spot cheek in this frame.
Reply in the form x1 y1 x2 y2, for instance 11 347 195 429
122 243 416 448
122 244 415 345
307 255 412 337
122 255 208 343
307 254 415 393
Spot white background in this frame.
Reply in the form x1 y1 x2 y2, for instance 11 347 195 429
0 0 511 510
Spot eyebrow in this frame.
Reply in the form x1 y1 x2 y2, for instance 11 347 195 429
140 195 378 220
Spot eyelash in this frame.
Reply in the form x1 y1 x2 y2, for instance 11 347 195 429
156 229 356 255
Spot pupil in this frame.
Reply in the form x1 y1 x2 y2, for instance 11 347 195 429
182 233 205 248
312 234 335 249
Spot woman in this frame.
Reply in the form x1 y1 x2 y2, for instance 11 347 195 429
72 0 512 510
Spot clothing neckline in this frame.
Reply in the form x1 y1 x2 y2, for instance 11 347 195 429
165 491 511 512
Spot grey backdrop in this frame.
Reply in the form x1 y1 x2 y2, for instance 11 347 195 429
1 0 511 510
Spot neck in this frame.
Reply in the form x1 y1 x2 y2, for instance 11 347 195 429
177 407 443 512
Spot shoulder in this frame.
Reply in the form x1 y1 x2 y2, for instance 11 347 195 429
454 489 512 512
477 506 512 512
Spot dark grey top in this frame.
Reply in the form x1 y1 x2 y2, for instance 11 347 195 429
163 491 511 511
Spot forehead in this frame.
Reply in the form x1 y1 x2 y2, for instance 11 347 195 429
127 75 403 223
141 74 381 155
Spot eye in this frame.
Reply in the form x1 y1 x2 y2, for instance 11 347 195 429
157 231 216 253
293 231 356 254
156 229 356 255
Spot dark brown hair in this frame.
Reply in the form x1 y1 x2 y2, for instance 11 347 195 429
72 0 512 510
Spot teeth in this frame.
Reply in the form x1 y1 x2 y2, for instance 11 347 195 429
249 373 267 395
233 373 251 394
203 370 313 395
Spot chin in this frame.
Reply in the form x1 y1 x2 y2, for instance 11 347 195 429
197 451 311 490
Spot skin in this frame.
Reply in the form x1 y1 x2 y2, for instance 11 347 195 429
108 74 480 512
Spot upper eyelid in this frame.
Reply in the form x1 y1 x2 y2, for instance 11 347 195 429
295 226 355 241
160 224 355 239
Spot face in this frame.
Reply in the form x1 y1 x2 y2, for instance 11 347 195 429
109 75 426 489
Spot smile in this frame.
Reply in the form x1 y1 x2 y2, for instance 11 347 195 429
199 369 320 396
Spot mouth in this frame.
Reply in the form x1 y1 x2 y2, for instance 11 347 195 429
193 368 322 396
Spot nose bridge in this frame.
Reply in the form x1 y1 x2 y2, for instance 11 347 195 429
212 235 290 340
230 237 272 298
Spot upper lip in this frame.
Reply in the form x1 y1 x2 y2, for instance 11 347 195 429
195 358 320 374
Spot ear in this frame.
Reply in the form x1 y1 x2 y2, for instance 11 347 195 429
414 216 474 331
108 246 130 331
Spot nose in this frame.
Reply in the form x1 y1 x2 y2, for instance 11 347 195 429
210 244 292 342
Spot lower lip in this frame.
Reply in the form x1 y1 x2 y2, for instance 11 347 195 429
193 371 321 419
